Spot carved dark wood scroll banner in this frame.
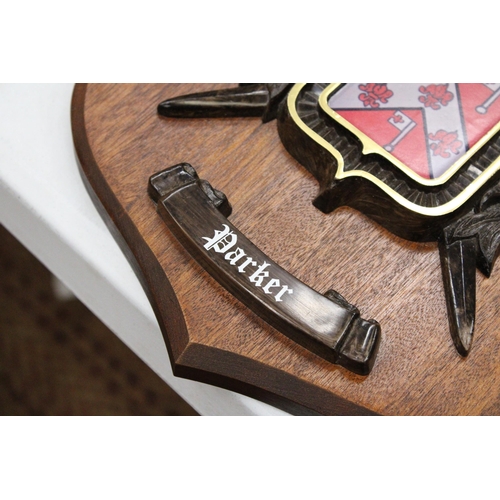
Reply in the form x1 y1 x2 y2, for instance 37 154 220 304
72 84 500 415
149 163 380 375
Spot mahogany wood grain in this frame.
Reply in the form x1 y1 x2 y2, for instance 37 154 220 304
72 83 500 415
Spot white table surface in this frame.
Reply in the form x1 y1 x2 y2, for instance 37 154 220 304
0 83 288 416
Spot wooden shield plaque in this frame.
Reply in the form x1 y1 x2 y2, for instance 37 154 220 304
72 84 500 415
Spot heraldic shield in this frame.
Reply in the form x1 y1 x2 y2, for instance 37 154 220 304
158 83 500 359
73 84 500 415
278 83 500 357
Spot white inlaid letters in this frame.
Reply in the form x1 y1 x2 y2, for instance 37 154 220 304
202 226 294 302
224 247 247 265
262 278 281 294
274 285 293 302
237 257 257 273
249 262 270 287
202 224 237 253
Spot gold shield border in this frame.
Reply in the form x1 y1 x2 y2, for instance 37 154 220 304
288 83 500 217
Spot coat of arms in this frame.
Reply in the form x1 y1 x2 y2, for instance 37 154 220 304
158 83 500 361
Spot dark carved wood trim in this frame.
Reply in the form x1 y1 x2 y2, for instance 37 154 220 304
279 83 500 242
149 163 380 375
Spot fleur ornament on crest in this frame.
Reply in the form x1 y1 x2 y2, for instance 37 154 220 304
419 84 454 110
358 83 393 108
429 130 462 158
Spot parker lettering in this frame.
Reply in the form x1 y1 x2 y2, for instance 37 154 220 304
202 225 293 302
